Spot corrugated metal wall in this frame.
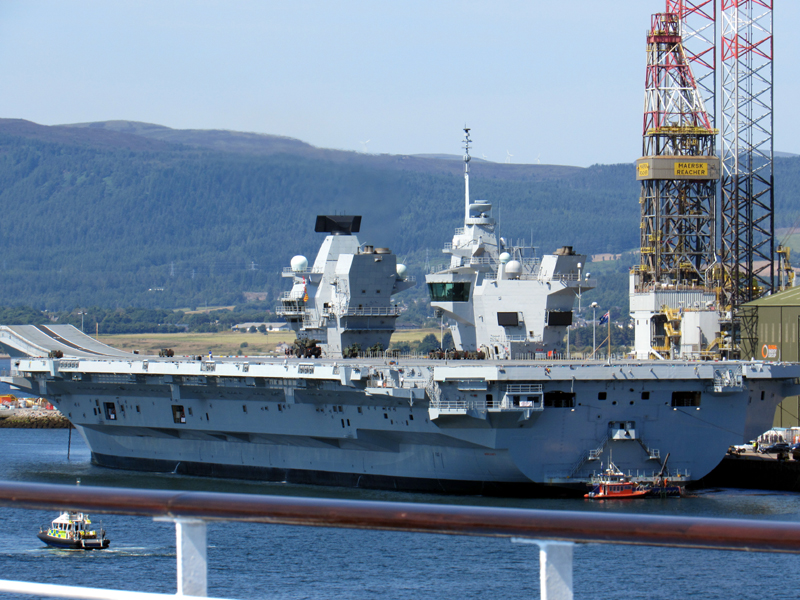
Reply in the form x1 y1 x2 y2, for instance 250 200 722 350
744 300 800 427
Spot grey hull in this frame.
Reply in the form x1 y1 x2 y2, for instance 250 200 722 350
23 355 793 496
4 324 798 497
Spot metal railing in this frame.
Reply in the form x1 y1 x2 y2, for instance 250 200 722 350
427 264 447 273
548 273 580 281
431 396 542 412
570 436 608 478
443 241 471 250
343 306 401 317
275 303 305 317
511 271 543 280
506 384 544 394
1 481 800 599
279 291 305 300
281 267 323 275
489 334 544 343
467 256 499 266
432 399 493 410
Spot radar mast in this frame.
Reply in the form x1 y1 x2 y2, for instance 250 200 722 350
463 127 471 222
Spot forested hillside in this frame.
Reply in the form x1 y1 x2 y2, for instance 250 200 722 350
1 119 799 317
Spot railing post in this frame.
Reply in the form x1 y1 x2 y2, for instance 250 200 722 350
175 518 207 597
513 538 573 600
538 541 573 600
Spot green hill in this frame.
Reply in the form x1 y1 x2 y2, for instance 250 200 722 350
1 118 798 316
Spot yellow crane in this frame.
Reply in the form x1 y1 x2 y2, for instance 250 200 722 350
777 245 795 291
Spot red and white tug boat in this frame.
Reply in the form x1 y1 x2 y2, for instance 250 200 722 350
584 461 649 499
585 452 684 499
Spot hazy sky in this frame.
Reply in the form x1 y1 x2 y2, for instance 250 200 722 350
0 1 796 167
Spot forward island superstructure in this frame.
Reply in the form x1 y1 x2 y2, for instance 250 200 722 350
426 129 594 359
2 129 799 496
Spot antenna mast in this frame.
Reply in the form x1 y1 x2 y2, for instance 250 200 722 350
463 127 471 222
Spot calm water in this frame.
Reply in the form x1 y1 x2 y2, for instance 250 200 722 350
0 429 798 599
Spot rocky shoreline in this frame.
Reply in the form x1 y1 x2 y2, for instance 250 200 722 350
0 409 72 429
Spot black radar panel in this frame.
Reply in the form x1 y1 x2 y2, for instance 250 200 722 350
314 215 362 235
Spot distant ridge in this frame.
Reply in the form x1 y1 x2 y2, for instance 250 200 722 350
0 118 175 152
64 120 315 156
5 118 797 174
58 120 583 181
411 153 492 163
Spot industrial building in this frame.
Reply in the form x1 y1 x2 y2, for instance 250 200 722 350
740 288 800 427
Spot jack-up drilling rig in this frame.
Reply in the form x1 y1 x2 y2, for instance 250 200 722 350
631 11 721 359
631 1 775 360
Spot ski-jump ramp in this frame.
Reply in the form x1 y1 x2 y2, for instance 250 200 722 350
0 325 135 358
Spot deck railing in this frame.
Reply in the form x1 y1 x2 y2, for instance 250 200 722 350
343 306 401 317
1 481 800 599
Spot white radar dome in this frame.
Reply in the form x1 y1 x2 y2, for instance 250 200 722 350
499 252 512 264
290 255 308 272
505 260 522 277
396 264 408 278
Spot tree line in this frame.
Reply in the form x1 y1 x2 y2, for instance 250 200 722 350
0 304 275 334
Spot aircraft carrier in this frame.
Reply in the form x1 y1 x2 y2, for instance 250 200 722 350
1 130 798 496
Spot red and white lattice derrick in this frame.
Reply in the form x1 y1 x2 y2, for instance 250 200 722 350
637 12 718 289
666 0 717 125
720 0 774 310
642 13 713 145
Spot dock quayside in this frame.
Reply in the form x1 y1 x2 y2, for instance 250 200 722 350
2 130 799 497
